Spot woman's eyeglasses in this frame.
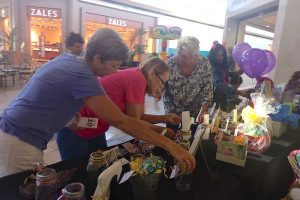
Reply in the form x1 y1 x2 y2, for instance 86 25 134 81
156 74 165 85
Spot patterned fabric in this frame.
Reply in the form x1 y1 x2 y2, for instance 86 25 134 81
163 56 213 118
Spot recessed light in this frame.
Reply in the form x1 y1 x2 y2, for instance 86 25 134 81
266 25 270 28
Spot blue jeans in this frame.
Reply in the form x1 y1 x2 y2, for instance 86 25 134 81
56 127 107 161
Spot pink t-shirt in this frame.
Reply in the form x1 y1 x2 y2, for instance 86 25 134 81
75 68 146 138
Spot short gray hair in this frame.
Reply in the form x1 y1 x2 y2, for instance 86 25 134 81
177 36 200 56
85 28 129 62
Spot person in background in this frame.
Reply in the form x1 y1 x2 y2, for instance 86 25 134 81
0 28 195 178
281 71 300 103
57 57 181 160
163 36 213 121
227 46 236 72
208 43 250 112
65 32 84 56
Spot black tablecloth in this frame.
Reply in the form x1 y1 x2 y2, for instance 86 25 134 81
0 126 299 200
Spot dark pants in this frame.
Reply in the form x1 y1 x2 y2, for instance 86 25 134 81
56 127 107 161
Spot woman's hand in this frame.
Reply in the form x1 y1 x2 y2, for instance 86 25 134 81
164 113 181 125
164 128 176 139
167 144 196 173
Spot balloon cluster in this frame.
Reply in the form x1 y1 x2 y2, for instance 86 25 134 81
232 43 276 78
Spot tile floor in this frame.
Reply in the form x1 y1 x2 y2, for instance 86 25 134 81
0 85 165 165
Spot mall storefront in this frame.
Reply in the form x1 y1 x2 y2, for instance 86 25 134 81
4 0 156 62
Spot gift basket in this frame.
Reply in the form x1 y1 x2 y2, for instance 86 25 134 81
288 150 300 180
237 93 278 153
215 131 248 167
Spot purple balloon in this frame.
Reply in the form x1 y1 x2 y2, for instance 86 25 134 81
261 50 276 75
240 48 268 78
232 42 251 66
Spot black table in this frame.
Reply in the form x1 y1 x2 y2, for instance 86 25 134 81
198 138 296 200
0 127 299 200
0 148 244 200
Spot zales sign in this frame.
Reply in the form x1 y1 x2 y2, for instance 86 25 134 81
28 7 61 19
107 17 127 27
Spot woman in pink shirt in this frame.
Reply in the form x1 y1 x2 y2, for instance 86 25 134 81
57 57 181 160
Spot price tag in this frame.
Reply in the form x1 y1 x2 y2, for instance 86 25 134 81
78 117 98 128
204 114 210 125
119 171 134 184
202 127 210 140
170 165 179 179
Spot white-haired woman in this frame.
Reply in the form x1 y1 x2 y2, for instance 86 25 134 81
163 36 213 122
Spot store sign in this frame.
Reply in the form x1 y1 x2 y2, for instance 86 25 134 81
150 26 182 40
107 17 127 27
28 7 61 19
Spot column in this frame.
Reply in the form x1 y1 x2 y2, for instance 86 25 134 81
223 17 246 48
271 0 300 84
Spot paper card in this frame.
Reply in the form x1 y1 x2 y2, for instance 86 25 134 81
182 111 191 131
204 114 210 125
78 117 98 128
119 171 134 184
209 102 216 117
225 118 229 131
189 128 203 155
119 158 129 166
202 127 210 140
210 108 220 133
212 117 220 133
170 165 179 179
233 109 238 123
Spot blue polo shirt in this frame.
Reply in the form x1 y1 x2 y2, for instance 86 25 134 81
0 53 105 150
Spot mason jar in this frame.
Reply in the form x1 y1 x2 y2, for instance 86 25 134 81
35 167 57 200
86 151 108 184
58 182 85 200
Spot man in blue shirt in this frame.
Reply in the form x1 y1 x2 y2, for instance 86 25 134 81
0 28 195 177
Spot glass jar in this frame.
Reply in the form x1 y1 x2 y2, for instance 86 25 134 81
175 173 192 191
86 151 108 184
58 182 85 200
35 168 57 200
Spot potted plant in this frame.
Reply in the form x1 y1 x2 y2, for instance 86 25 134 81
0 27 23 66
123 28 147 68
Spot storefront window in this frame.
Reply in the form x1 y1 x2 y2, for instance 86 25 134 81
28 7 62 60
85 13 154 61
0 7 10 51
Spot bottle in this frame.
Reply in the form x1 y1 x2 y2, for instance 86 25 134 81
35 168 57 200
86 151 108 185
58 182 85 200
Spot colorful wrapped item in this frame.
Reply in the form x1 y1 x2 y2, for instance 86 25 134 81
130 155 165 200
288 150 300 179
269 104 300 128
237 93 279 153
215 131 248 167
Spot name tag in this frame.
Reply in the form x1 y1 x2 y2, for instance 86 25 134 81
78 117 98 128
